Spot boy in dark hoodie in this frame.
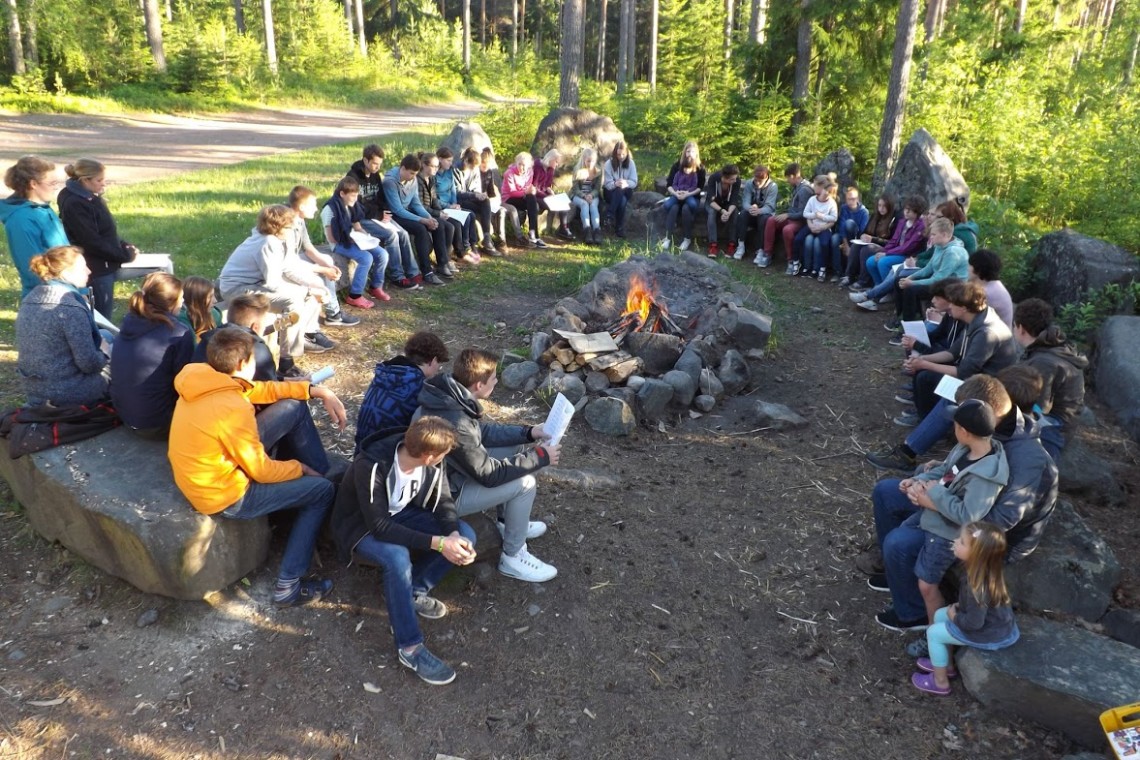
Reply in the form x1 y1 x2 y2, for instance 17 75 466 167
193 293 284 380
1012 298 1088 462
346 144 420 288
414 348 559 583
355 331 451 450
331 416 477 686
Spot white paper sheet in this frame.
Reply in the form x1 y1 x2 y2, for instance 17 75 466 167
350 230 382 249
935 375 964 402
543 392 575 446
543 193 572 213
441 207 472 224
849 239 870 246
489 196 502 214
901 320 930 347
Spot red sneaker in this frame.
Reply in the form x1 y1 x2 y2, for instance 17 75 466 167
368 286 391 302
344 294 375 309
707 243 719 258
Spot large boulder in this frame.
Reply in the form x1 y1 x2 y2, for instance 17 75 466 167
0 430 269 600
636 379 675 420
623 191 665 241
717 302 773 353
584 396 636 436
530 108 625 167
1094 315 1140 443
716 349 751 395
957 616 1140 748
439 121 493 160
502 360 542 390
812 149 856 194
1029 229 1140 309
1057 437 1127 508
883 129 970 212
1006 500 1120 622
624 332 683 375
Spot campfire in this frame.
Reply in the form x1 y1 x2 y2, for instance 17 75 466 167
606 273 684 343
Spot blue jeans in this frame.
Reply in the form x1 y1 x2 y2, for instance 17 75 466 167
88 272 116 321
866 266 917 300
663 195 700 239
361 219 418 281
256 398 330 474
803 230 834 271
223 475 334 581
870 255 905 285
333 243 387 295
905 398 955 456
572 196 600 229
873 479 928 622
352 510 477 649
607 187 633 233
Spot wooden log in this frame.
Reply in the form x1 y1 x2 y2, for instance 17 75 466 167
553 346 576 366
548 361 565 372
588 350 635 372
602 357 641 384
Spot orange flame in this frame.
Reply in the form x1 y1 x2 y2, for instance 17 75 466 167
623 273 661 324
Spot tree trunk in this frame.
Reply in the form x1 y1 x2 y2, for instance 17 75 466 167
924 0 944 42
724 0 734 60
519 0 526 46
262 0 277 75
872 0 921 195
164 0 172 22
616 0 630 92
141 0 166 72
624 0 636 84
1013 0 1026 34
5 0 25 75
22 0 36 65
1125 26 1139 85
748 0 768 44
596 0 607 79
234 0 247 33
481 0 486 49
791 0 811 126
463 0 471 73
559 0 584 106
354 0 367 55
511 0 518 59
649 0 658 89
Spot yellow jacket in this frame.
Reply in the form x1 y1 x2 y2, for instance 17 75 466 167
169 363 312 514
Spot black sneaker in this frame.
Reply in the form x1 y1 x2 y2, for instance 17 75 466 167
895 391 915 404
888 335 905 347
533 238 549 249
323 311 360 327
867 574 890 592
423 272 447 286
866 445 916 472
884 318 902 332
875 608 928 633
434 267 454 280
274 578 333 608
303 332 336 353
393 277 418 290
556 226 575 240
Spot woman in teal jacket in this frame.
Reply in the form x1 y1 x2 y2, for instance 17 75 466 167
1 156 69 299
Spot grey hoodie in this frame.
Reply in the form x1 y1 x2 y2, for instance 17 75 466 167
915 440 1010 541
1022 326 1088 424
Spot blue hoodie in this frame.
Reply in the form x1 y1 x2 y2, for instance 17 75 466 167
355 357 427 450
382 166 429 223
0 197 69 298
837 202 870 240
436 167 459 206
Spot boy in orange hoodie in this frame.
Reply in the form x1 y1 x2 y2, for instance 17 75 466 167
169 327 348 606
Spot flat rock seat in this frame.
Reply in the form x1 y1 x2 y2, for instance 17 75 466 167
957 616 1140 748
0 428 269 600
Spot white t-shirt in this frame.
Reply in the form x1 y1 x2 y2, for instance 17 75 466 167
319 205 335 230
388 458 426 516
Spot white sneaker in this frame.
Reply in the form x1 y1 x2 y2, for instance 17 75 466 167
785 261 795 275
755 252 770 268
849 291 868 303
499 544 558 582
496 519 548 541
790 261 802 276
658 237 671 251
856 300 879 312
678 238 691 252
732 241 745 260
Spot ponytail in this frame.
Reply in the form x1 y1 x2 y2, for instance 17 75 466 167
28 245 82 281
128 272 182 327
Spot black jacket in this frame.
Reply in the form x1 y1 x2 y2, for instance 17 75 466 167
1021 327 1088 425
347 159 387 218
193 323 278 381
413 373 548 494
330 427 459 561
57 180 134 277
984 409 1058 563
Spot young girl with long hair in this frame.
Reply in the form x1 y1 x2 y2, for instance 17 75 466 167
912 521 1019 696
571 148 603 243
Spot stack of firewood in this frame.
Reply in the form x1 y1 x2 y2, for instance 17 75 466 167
539 340 642 383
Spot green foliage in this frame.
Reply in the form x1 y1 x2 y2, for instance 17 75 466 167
1056 281 1140 346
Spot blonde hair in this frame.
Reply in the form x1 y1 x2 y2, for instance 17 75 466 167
404 416 458 458
4 155 54 197
128 272 182 328
542 149 562 165
514 152 533 168
574 148 598 179
28 245 83 281
256 204 295 236
929 217 955 237
64 158 105 182
679 140 701 169
962 522 1011 607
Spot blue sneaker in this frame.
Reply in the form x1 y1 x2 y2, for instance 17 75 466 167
398 644 456 685
273 578 333 608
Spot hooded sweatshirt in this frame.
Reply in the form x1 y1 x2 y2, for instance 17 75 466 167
57 179 135 277
382 166 430 223
952 306 1020 379
347 159 386 218
907 237 968 287
983 409 1058 562
954 220 980 255
330 426 461 561
413 373 549 494
1021 327 1088 424
217 227 320 296
915 440 1010 541
110 312 195 430
355 357 427 449
1 197 69 298
168 363 311 514
15 282 108 405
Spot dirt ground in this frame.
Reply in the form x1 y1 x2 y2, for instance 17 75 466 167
1 109 1137 758
1 248 1137 759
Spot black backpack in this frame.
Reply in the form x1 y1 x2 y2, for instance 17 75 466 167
0 401 121 458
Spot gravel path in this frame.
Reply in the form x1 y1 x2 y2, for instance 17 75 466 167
0 101 481 185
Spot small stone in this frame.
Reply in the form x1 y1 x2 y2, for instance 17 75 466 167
663 370 697 407
530 332 552 362
716 349 751 395
673 350 703 386
698 369 725 400
694 394 716 413
717 302 773 351
7 649 25 662
626 375 646 391
636 379 675 420
136 608 159 628
810 306 824 314
527 604 541 617
584 371 610 392
500 353 526 367
537 373 587 405
746 400 808 430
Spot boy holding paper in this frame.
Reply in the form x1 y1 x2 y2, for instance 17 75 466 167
320 176 392 309
414 348 560 582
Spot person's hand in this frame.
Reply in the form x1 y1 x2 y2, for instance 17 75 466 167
543 442 562 466
749 206 760 216
920 460 939 473
947 603 958 621
309 385 347 430
925 307 943 324
424 217 438 230
300 463 324 478
899 278 913 290
873 251 885 261
476 192 487 201
530 424 551 441
901 335 917 350
323 265 342 280
525 184 536 195
617 179 627 188
904 256 916 268
720 210 730 223
585 193 593 203
899 478 915 491
859 233 872 242
774 213 788 223
450 203 461 210
441 533 477 565
382 210 393 222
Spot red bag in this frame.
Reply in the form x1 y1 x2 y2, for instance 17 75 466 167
0 402 121 458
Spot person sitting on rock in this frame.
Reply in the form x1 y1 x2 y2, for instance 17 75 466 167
480 147 521 247
217 204 336 376
347 144 420 289
533 149 573 241
356 331 451 450
603 141 638 238
871 399 1008 633
968 249 1013 328
570 148 603 244
193 293 281 382
757 162 814 271
414 348 559 583
501 152 545 249
704 163 743 259
110 272 195 439
841 193 898 287
169 326 346 607
791 175 838 278
383 154 451 285
828 186 869 276
176 275 223 345
435 147 480 264
330 416 477 685
891 217 969 326
856 195 928 288
320 177 393 309
659 140 705 252
455 147 498 257
2 156 69 300
285 185 360 327
15 245 109 406
415 152 464 275
739 165 778 264
1011 298 1087 463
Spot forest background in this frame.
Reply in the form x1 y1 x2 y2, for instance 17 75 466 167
2 0 1138 317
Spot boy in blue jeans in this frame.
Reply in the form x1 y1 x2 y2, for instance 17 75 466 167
331 416 477 686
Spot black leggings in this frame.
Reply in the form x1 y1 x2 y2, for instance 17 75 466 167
508 195 540 236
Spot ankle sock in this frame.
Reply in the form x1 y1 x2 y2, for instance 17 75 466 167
900 444 917 459
273 577 299 602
